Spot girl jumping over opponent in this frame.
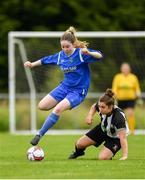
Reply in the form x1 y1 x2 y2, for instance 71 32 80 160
24 26 103 145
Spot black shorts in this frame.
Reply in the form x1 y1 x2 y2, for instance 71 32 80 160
118 100 136 109
86 124 121 155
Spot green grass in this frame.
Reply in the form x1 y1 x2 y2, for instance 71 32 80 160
0 133 145 179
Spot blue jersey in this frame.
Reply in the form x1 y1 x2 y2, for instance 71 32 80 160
41 48 102 95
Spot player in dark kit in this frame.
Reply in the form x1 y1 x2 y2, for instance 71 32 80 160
24 26 103 145
68 89 129 160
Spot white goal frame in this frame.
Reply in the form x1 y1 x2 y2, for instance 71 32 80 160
8 31 145 134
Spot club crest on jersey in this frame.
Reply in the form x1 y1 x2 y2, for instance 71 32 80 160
69 58 73 63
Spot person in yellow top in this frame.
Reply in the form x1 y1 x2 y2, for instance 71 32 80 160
112 62 141 134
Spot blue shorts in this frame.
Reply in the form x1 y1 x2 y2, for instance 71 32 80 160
49 84 87 108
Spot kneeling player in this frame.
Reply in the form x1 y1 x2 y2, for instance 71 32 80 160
68 89 129 160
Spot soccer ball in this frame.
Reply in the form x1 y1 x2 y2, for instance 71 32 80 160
27 146 44 161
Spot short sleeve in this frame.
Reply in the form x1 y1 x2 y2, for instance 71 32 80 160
41 53 59 65
95 102 99 112
82 49 103 63
113 110 126 129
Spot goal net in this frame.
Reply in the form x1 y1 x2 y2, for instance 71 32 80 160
8 31 145 134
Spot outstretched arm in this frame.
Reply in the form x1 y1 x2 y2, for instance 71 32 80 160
81 48 103 59
24 60 42 68
85 103 97 125
118 129 128 160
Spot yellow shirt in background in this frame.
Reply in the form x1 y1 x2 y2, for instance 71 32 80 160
112 73 141 100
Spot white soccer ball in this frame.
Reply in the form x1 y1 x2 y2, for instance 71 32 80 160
27 146 44 161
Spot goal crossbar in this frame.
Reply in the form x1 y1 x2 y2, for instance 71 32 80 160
9 31 145 38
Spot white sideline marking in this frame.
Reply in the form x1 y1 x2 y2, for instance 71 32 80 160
11 129 145 135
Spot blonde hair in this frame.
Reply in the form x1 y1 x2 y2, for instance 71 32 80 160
60 26 89 48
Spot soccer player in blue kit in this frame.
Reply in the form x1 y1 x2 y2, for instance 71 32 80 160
24 26 103 145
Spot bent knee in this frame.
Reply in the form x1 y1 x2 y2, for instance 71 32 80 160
98 154 112 160
38 102 48 110
53 107 62 114
53 106 66 115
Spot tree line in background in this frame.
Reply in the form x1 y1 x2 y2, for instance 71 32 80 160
1 0 145 92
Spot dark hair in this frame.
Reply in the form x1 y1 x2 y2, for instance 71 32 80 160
60 26 88 48
99 88 115 106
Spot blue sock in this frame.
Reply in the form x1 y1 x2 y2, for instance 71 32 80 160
39 112 59 136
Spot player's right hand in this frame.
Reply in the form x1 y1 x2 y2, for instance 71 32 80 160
24 61 32 68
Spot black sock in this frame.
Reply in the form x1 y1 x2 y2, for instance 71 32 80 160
75 145 85 154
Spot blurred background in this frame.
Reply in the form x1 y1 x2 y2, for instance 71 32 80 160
1 0 145 132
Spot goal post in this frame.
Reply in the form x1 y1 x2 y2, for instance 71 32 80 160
9 35 37 134
8 31 145 134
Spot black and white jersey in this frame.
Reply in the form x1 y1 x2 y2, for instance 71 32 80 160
95 104 129 138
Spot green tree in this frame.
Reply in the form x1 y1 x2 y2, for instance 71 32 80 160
1 0 145 92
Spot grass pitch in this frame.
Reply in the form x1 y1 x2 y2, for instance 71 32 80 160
0 133 145 179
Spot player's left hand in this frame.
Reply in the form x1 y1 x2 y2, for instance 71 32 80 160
119 156 128 160
81 48 89 54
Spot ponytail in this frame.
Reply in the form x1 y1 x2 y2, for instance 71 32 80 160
61 26 89 48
